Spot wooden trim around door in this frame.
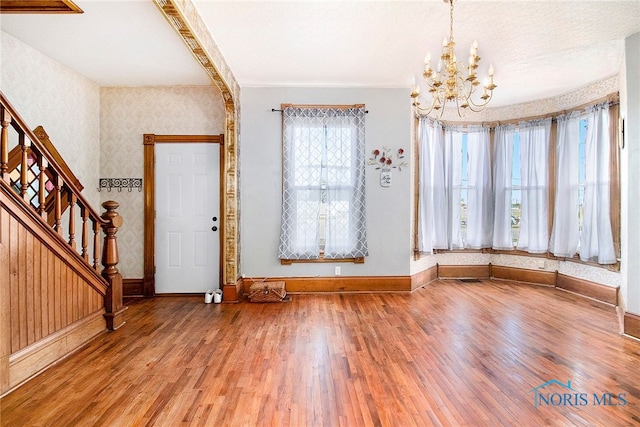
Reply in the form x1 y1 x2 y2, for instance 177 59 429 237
143 134 224 297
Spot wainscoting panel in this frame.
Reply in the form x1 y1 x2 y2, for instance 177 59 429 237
8 310 106 391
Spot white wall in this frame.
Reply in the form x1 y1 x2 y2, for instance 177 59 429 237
240 87 412 278
0 31 100 208
623 32 640 314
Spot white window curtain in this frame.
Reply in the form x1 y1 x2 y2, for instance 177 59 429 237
418 124 492 251
580 104 616 264
417 118 446 253
517 118 551 253
279 106 368 259
444 127 464 249
465 126 493 249
549 112 581 257
492 124 516 250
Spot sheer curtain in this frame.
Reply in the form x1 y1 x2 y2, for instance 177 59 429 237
431 123 448 249
325 109 368 258
580 104 616 264
517 118 551 253
417 118 447 252
279 107 368 259
419 123 491 251
444 127 464 249
549 112 581 257
492 124 515 250
465 126 493 249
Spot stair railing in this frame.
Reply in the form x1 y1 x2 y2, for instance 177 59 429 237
1 91 125 330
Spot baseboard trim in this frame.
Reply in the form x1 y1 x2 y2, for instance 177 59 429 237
243 276 412 294
154 293 203 297
133 264 618 305
438 264 491 279
624 312 640 340
491 265 556 286
123 278 144 297
556 273 618 306
6 309 106 396
223 280 243 303
435 263 618 306
411 265 438 291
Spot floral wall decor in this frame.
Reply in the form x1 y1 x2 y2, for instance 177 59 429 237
367 147 408 187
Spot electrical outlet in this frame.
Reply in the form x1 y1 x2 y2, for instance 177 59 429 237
537 260 546 269
334 266 341 276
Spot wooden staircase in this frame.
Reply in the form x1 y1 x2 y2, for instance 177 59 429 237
5 125 83 228
0 91 126 396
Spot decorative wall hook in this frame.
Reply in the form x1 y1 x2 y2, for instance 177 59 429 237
98 178 142 192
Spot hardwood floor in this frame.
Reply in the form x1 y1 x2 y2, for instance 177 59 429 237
2 280 640 426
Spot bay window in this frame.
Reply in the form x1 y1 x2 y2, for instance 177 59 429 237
416 96 620 267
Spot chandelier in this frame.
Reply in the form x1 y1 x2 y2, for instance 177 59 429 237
410 0 496 117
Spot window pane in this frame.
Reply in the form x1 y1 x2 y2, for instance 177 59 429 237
327 195 351 250
326 126 352 185
294 190 319 251
293 126 323 186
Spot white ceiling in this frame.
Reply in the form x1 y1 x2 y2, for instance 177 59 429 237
2 0 639 107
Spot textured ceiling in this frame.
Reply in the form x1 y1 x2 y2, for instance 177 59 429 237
2 0 639 107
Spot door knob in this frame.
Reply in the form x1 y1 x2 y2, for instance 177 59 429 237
211 226 218 232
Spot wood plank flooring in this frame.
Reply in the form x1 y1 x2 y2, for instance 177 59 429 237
2 280 640 426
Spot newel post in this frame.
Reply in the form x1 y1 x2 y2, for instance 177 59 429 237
101 200 127 330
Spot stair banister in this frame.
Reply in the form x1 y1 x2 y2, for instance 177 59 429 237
0 91 126 330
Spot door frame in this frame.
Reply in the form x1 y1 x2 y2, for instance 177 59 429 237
143 134 224 297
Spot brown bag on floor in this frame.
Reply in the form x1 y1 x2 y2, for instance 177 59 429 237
248 281 286 303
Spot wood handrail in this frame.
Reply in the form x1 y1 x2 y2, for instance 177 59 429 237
1 92 90 212
1 90 126 330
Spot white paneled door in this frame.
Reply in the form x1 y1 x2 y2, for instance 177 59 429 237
155 143 220 293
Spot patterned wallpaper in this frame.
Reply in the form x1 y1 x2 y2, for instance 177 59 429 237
100 86 226 278
439 76 619 123
1 31 101 208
